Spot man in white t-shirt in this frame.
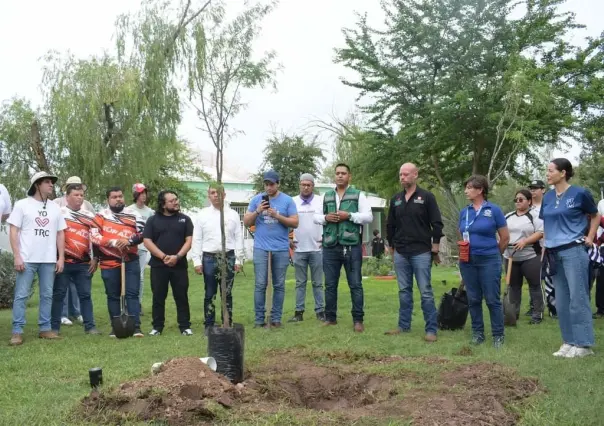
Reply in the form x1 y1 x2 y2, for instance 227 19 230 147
288 174 325 322
0 182 12 222
7 172 67 345
128 183 154 314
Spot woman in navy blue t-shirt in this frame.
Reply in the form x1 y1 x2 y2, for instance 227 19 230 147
541 158 600 358
458 175 509 347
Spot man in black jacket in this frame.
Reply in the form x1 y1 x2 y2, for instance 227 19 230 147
385 163 443 342
143 191 194 336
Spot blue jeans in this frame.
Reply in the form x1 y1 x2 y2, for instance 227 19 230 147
552 245 594 347
253 249 289 324
459 254 504 338
101 259 141 328
323 244 364 323
394 251 437 334
62 281 81 318
293 251 324 313
203 252 236 327
51 263 96 332
12 263 55 334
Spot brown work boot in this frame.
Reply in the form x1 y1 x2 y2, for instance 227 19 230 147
322 320 338 327
39 331 61 340
270 322 282 328
353 322 364 333
9 333 23 346
424 333 437 343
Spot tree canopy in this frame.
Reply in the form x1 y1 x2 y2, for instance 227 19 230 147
335 0 604 213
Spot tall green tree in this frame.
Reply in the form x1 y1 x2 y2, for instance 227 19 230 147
253 133 325 195
184 0 278 327
0 0 210 207
335 0 604 236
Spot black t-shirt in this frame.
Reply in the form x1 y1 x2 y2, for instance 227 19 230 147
143 212 194 269
372 237 385 257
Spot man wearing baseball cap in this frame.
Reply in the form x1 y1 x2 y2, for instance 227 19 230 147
243 170 299 328
54 176 94 326
288 173 325 323
7 171 67 345
128 183 154 315
528 180 546 215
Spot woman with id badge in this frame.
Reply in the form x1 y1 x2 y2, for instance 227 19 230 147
458 175 509 348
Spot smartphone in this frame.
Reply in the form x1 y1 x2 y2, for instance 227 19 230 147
262 194 270 205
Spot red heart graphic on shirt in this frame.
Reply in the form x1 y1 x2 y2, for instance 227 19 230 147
35 218 50 227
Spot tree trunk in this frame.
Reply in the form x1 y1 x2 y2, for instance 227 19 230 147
30 119 56 199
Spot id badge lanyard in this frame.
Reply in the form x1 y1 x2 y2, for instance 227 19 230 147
463 202 485 242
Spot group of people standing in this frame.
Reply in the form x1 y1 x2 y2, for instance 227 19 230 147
456 159 602 357
5 158 603 359
6 172 197 345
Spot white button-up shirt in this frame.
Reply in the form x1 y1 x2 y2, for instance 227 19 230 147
191 205 244 267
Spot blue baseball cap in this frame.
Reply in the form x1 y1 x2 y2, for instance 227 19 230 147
263 170 279 183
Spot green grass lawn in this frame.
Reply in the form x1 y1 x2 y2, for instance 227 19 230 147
0 263 603 425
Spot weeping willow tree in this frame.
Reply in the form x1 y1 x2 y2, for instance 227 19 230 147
185 0 278 327
0 0 210 205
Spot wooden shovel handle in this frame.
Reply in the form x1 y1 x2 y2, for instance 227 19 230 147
505 255 514 286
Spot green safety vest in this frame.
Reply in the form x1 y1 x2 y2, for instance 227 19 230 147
322 187 361 247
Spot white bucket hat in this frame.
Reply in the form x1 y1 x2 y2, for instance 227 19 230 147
62 176 87 192
27 171 58 196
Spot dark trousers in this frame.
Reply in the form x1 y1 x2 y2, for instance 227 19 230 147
51 263 96 332
505 256 544 320
101 259 141 328
323 244 364 323
151 267 191 332
593 266 604 313
203 252 235 327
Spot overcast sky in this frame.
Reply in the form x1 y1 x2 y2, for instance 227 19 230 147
1 0 602 175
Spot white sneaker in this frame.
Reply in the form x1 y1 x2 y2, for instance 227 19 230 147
553 343 573 357
564 347 594 358
149 329 161 336
181 329 193 336
75 315 84 324
61 317 73 326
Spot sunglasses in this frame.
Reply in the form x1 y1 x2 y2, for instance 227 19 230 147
513 198 528 203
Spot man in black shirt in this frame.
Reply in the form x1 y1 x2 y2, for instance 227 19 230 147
143 191 194 336
371 230 385 258
385 163 443 342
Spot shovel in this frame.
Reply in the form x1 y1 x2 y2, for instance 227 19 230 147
112 257 136 338
503 250 517 327
265 251 272 328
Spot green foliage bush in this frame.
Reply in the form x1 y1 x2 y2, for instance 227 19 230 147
362 256 394 276
0 251 35 309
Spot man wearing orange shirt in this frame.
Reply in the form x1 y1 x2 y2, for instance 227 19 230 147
50 183 101 335
91 187 145 337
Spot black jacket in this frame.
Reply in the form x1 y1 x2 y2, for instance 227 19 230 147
386 186 444 256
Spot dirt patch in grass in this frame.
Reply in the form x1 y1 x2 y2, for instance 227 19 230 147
78 352 541 425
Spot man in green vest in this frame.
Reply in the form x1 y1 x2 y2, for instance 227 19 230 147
314 163 373 332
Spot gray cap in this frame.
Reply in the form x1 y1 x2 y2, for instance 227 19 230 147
300 173 315 184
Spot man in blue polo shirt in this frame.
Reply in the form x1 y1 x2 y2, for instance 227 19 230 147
243 170 299 328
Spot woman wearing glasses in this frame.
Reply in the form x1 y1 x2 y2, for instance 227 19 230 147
458 175 510 347
541 158 600 358
504 189 544 324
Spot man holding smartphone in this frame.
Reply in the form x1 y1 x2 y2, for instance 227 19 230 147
243 170 299 328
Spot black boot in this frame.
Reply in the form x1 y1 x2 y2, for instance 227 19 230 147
316 311 326 321
288 311 304 322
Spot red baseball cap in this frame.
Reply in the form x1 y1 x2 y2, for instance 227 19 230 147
132 183 147 193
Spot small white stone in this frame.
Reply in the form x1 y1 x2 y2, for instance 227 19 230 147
151 362 163 374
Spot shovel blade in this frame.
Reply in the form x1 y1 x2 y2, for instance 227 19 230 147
112 312 136 338
502 291 517 326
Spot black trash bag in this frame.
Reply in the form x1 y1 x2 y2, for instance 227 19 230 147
207 323 245 384
437 287 468 331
